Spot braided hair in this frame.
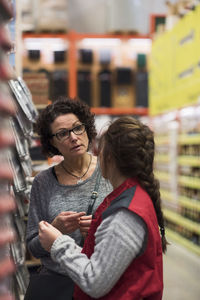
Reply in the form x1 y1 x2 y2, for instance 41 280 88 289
99 116 167 253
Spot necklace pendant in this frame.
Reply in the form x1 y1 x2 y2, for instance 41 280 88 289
77 179 83 184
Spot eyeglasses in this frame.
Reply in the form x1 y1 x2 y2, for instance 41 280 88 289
51 124 86 141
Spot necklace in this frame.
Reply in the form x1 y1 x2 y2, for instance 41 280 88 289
61 154 92 184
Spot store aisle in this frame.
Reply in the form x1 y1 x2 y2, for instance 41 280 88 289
163 240 200 300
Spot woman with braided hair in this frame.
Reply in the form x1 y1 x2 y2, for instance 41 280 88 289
38 116 167 300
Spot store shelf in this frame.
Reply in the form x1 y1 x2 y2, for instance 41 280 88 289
166 228 200 256
163 208 200 234
154 154 170 163
178 155 200 167
178 175 200 190
178 196 200 211
34 106 148 116
22 32 150 40
178 134 200 145
22 30 151 104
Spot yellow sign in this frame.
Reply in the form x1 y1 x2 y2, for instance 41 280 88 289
149 7 200 116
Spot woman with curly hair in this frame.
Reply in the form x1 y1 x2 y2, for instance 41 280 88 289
38 116 167 300
24 97 112 300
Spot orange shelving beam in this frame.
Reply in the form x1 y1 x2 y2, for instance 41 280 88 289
68 31 77 98
91 107 148 116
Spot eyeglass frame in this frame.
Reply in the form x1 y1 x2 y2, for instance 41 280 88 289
51 123 86 141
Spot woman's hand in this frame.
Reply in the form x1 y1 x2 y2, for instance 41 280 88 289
51 211 86 234
39 221 62 252
79 215 92 238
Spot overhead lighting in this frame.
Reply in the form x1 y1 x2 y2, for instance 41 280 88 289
23 38 68 50
128 38 152 51
80 38 121 47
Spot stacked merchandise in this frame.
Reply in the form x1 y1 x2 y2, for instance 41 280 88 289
77 49 93 106
0 1 38 299
135 54 148 108
35 0 68 32
98 49 112 107
175 108 200 251
153 113 179 212
21 0 68 32
20 0 35 32
113 67 134 107
152 108 200 256
23 71 50 106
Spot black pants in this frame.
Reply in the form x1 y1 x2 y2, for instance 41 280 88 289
24 270 74 300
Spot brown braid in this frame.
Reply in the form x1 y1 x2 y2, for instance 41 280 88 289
99 116 168 253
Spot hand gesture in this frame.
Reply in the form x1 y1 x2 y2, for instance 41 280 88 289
51 211 86 234
79 215 92 239
39 221 62 252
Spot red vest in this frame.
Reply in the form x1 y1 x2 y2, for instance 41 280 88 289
74 178 163 300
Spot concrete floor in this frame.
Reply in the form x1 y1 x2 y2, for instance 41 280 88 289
163 240 200 300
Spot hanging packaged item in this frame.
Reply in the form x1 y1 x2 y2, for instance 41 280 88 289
7 98 32 140
35 0 68 32
7 148 27 193
10 118 32 177
13 265 29 298
9 78 38 123
23 71 50 106
12 212 26 244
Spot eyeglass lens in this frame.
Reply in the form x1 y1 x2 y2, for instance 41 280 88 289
56 124 85 140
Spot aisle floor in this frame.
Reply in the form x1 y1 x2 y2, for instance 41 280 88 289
163 240 200 300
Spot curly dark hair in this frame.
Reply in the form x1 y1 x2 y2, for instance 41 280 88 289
36 97 97 157
98 116 168 253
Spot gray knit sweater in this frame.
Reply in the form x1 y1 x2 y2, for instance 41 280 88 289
26 163 112 274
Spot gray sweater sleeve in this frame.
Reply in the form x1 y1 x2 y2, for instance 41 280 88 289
51 208 147 298
26 176 50 258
